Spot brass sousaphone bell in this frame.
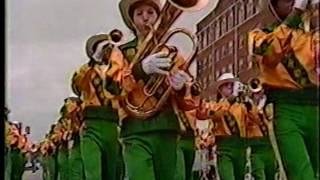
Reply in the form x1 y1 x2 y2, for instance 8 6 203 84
122 0 208 120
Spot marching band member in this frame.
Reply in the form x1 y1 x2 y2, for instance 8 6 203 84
71 32 126 180
61 97 85 180
249 0 319 179
40 132 58 180
197 73 247 180
245 86 277 180
58 119 70 180
118 0 200 179
175 109 199 180
9 122 28 180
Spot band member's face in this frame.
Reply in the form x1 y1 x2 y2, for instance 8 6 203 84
275 0 294 19
132 5 158 35
219 82 233 98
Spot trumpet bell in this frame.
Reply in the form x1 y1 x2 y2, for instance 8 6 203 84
169 0 209 11
248 78 263 93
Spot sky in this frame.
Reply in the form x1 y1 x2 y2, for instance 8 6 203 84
5 0 219 144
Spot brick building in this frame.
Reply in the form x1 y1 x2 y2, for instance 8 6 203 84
195 0 279 100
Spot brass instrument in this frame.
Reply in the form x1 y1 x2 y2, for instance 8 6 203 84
122 0 208 120
264 103 288 180
244 147 254 180
247 78 263 93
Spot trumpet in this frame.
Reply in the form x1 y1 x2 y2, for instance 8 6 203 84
122 0 208 120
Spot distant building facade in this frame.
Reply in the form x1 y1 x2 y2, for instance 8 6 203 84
196 0 279 100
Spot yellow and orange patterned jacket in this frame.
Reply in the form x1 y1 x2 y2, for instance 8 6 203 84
7 123 20 148
6 122 32 154
49 122 65 145
246 104 269 138
64 103 83 136
197 98 247 137
120 45 200 117
248 24 319 89
72 47 128 121
39 139 57 156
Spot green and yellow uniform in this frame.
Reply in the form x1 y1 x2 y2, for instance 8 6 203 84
49 119 69 180
71 34 126 180
7 123 28 180
249 13 319 180
175 110 198 180
40 138 58 180
5 121 13 180
246 102 276 180
198 98 248 180
61 97 84 180
119 38 199 180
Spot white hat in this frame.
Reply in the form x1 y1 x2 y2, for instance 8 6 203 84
216 73 238 89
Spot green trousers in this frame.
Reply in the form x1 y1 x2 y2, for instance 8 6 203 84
175 135 197 180
5 148 11 180
122 130 178 180
80 119 120 180
10 148 26 180
68 136 84 180
116 143 125 180
41 154 58 180
248 138 277 180
216 136 246 180
275 103 319 180
57 145 69 180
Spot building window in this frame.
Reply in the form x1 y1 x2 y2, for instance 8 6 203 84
254 0 259 13
228 10 234 30
211 23 216 42
238 3 245 23
247 56 253 69
216 70 220 79
222 67 226 73
204 56 208 68
221 45 225 58
239 34 246 49
221 16 227 34
208 54 212 66
239 58 244 69
223 44 228 56
206 28 210 45
247 0 254 17
199 33 203 49
212 51 215 63
228 41 233 55
216 20 220 38
197 34 201 49
203 31 207 48
210 24 216 42
228 64 233 73
204 77 208 89
208 72 213 84
215 48 220 62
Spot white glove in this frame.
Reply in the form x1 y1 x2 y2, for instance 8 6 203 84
294 0 309 10
169 70 192 91
141 52 171 75
232 81 245 97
